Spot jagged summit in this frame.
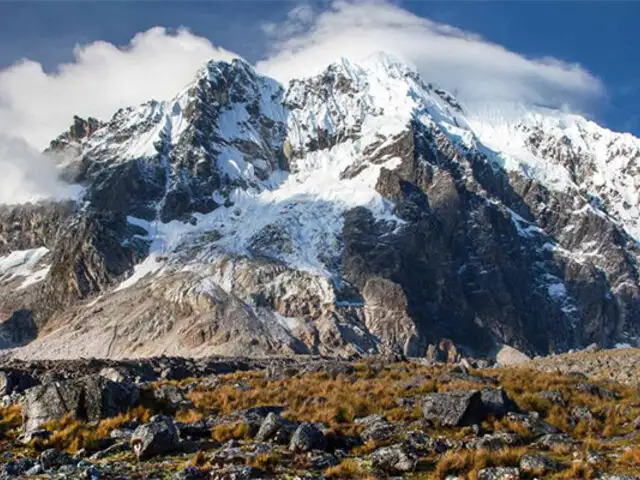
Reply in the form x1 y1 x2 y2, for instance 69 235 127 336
1 54 640 359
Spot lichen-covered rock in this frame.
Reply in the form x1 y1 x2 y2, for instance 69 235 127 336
370 444 416 473
421 390 487 426
479 387 519 418
255 412 298 444
518 453 561 475
289 423 327 452
39 449 73 471
131 415 180 459
476 467 520 480
21 376 139 432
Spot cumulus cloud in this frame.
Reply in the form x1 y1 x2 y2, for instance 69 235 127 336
0 27 236 205
0 26 236 150
0 135 83 204
257 0 604 109
0 3 606 205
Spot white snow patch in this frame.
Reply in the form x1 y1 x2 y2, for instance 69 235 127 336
0 247 50 285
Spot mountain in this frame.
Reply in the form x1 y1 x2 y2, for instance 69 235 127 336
1 54 639 359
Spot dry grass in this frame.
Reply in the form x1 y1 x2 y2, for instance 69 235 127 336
555 461 596 479
211 422 251 443
176 409 204 423
0 404 22 439
433 447 525 480
619 448 640 468
247 452 282 472
37 406 151 453
324 458 373 479
188 363 443 431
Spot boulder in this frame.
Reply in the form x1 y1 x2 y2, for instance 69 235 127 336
468 432 522 451
495 345 530 366
289 423 327 452
131 415 180 459
421 390 487 426
479 388 518 418
0 369 38 396
370 444 416 473
518 453 561 475
538 390 567 407
576 382 618 400
476 467 520 480
39 448 73 470
152 384 192 412
22 376 139 432
255 412 297 444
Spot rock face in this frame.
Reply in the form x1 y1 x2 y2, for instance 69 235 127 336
3 55 640 359
21 376 140 432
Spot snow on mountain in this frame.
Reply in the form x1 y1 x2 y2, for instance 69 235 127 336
4 53 640 359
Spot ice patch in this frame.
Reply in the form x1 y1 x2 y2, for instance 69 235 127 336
0 247 50 285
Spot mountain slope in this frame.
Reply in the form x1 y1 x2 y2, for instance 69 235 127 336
1 54 639 359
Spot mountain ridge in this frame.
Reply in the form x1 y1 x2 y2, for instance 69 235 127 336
1 54 639 359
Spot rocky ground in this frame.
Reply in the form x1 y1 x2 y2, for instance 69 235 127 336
0 350 639 479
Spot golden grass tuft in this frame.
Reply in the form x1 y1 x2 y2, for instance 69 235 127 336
0 404 22 439
211 422 251 443
324 458 373 479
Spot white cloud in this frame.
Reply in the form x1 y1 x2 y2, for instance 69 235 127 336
0 135 83 204
0 26 237 150
0 4 606 205
257 0 604 109
0 27 236 205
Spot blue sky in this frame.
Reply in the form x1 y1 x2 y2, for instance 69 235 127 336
0 0 638 136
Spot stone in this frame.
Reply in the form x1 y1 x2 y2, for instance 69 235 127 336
152 384 192 412
1 458 36 476
255 412 298 444
289 423 327 452
505 412 559 437
534 433 577 450
173 467 209 480
576 382 618 400
370 444 416 473
18 429 50 444
496 345 531 366
538 390 567 407
39 448 73 470
519 453 561 475
476 467 520 480
308 452 339 469
0 369 38 396
130 416 180 459
469 433 522 451
421 390 487 426
571 405 595 424
360 418 396 443
21 376 139 432
479 387 518 418
402 431 431 456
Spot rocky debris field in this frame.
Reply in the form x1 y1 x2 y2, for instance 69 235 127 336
0 352 638 479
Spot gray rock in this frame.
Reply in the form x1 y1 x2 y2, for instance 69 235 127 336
308 452 339 469
495 346 530 366
130 416 180 459
421 390 487 426
21 376 139 432
469 432 522 450
0 369 38 396
255 412 297 443
571 405 595 424
25 464 43 476
370 444 416 473
109 428 134 442
289 423 327 452
173 467 209 480
519 453 561 475
476 467 520 480
360 418 396 443
505 412 559 437
479 387 518 418
538 390 567 407
576 382 618 400
534 433 577 450
402 431 431 456
152 384 192 412
18 428 50 444
2 458 36 476
39 448 73 470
